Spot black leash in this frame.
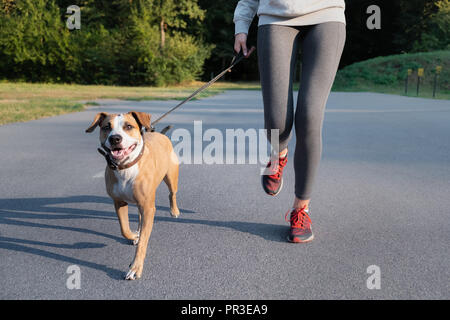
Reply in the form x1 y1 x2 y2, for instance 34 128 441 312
150 46 256 131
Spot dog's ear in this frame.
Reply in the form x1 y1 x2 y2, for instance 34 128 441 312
85 112 107 133
129 111 151 132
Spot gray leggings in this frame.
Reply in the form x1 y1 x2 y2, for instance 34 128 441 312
257 22 346 200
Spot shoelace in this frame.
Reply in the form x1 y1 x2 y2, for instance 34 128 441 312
285 206 311 229
267 156 288 179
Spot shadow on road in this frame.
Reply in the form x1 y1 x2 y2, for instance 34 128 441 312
0 195 126 243
155 216 287 243
0 195 286 280
0 240 125 280
0 195 127 279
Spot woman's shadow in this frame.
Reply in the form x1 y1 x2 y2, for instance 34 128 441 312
0 195 285 280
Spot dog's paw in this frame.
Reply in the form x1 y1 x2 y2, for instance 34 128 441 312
170 208 180 218
125 262 143 280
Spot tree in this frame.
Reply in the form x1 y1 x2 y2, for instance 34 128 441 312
126 0 213 85
0 0 73 81
412 0 450 51
131 0 205 50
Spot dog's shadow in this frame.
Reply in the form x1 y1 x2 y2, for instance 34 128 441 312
0 195 285 280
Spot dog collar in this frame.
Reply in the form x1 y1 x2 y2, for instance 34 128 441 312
98 143 145 171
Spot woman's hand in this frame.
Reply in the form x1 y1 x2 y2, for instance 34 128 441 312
234 33 249 57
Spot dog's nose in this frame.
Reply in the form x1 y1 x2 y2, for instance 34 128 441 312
109 134 122 145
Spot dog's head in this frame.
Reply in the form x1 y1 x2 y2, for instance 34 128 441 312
85 111 151 163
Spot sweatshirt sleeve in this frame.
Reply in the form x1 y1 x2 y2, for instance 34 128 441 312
233 0 259 35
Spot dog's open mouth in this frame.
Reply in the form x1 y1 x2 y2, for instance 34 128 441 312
110 144 137 160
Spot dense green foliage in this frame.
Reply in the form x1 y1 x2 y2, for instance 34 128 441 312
0 0 448 85
0 0 73 82
412 0 450 52
0 0 212 85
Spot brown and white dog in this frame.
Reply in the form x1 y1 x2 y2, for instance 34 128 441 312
86 111 180 280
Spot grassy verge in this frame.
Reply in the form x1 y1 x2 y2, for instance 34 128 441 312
0 81 261 125
0 98 84 125
333 50 450 100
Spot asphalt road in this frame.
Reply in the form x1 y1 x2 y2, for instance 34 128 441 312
0 90 449 299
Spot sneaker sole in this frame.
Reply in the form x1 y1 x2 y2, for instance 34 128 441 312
261 176 283 196
287 233 314 243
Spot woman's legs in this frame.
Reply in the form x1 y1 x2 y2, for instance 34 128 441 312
294 22 346 202
258 22 345 216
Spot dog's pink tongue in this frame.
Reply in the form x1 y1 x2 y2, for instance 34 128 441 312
112 149 124 158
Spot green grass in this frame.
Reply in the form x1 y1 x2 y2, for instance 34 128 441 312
0 98 84 125
0 81 241 125
333 50 450 99
0 81 265 125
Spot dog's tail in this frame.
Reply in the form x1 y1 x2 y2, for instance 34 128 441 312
160 125 173 135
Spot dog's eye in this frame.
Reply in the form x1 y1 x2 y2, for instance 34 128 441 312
125 124 133 130
101 124 111 131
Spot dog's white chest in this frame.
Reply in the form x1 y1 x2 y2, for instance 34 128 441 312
111 166 139 204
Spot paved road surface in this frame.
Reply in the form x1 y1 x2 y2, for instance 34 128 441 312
0 91 449 299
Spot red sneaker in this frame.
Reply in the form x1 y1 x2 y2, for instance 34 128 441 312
285 206 314 243
261 152 288 196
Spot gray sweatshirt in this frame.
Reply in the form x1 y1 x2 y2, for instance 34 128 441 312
234 0 346 35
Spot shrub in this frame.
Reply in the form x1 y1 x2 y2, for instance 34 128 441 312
0 0 72 82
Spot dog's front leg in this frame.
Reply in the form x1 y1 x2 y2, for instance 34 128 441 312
125 201 156 280
114 200 139 244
